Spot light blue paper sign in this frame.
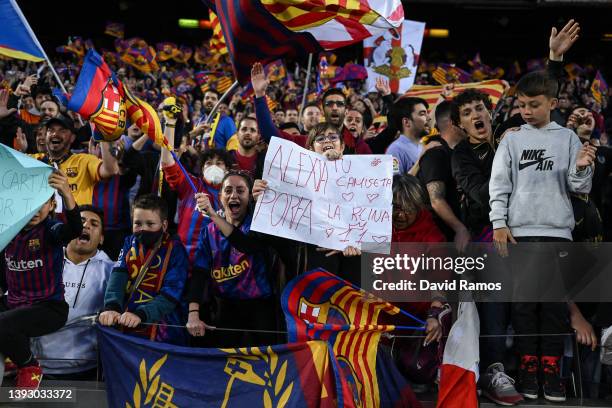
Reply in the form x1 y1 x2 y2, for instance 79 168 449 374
0 144 54 252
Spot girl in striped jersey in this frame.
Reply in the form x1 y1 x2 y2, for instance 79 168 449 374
0 170 81 390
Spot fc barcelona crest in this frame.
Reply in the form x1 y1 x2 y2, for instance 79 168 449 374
91 80 127 142
28 239 40 251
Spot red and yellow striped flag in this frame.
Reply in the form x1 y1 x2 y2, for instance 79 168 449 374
209 10 228 55
404 79 506 110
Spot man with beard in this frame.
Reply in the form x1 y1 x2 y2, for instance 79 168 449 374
386 97 430 175
32 206 112 379
230 116 265 179
37 116 119 209
417 100 469 247
450 89 524 406
321 88 371 154
40 100 60 121
191 89 236 149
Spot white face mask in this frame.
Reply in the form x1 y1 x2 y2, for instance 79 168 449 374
203 165 225 185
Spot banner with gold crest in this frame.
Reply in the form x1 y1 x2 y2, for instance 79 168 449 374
97 326 345 408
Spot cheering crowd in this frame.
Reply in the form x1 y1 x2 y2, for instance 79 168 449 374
0 16 611 406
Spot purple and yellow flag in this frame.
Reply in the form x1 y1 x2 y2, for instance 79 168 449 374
104 22 125 39
172 45 193 64
592 70 608 105
156 42 179 62
120 38 158 73
432 64 471 85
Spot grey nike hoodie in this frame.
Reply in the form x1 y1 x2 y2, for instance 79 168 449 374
489 121 593 240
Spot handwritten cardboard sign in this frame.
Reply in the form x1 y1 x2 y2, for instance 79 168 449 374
252 137 392 251
0 144 54 251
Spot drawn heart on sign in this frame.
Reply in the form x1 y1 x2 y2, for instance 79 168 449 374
372 235 389 243
367 193 379 203
342 192 354 201
325 228 334 237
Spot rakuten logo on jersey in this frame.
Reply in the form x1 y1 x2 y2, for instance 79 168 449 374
5 256 43 271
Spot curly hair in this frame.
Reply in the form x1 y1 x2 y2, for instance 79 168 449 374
450 89 493 126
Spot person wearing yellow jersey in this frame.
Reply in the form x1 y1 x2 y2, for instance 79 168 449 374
38 116 119 207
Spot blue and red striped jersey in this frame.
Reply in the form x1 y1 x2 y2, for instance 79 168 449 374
163 163 220 264
3 219 66 308
194 214 272 300
93 171 137 231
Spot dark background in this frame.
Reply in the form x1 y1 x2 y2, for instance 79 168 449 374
18 0 612 76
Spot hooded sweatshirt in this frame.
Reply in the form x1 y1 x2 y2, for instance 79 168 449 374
489 121 593 240
32 250 113 374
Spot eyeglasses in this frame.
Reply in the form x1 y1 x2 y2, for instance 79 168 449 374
324 100 346 108
313 134 340 144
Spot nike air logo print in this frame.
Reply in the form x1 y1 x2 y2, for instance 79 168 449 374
519 149 555 171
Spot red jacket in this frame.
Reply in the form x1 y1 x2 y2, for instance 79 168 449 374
392 210 446 243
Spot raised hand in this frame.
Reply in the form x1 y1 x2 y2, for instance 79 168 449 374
375 76 391 96
251 62 270 98
576 142 597 170
549 19 580 61
0 89 17 119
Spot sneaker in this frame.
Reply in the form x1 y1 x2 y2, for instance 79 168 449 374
541 356 566 402
3 358 17 378
601 326 612 365
481 363 524 406
516 355 539 400
16 363 43 391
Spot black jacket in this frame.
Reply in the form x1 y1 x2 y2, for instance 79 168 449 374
451 139 495 233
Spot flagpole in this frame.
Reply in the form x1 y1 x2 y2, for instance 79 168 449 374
10 0 83 125
205 80 239 123
299 53 314 119
10 0 66 96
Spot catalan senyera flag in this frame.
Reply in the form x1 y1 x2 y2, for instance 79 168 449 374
104 22 125 39
204 0 403 84
283 269 415 407
98 326 345 408
261 0 404 49
68 49 165 146
591 70 608 105
0 0 45 62
209 10 228 56
404 79 506 111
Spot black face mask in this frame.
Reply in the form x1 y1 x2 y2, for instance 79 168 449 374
135 230 163 248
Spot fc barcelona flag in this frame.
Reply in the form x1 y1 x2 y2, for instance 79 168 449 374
67 49 128 141
98 326 344 408
282 269 420 407
68 49 165 146
592 70 608 105
203 0 403 84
